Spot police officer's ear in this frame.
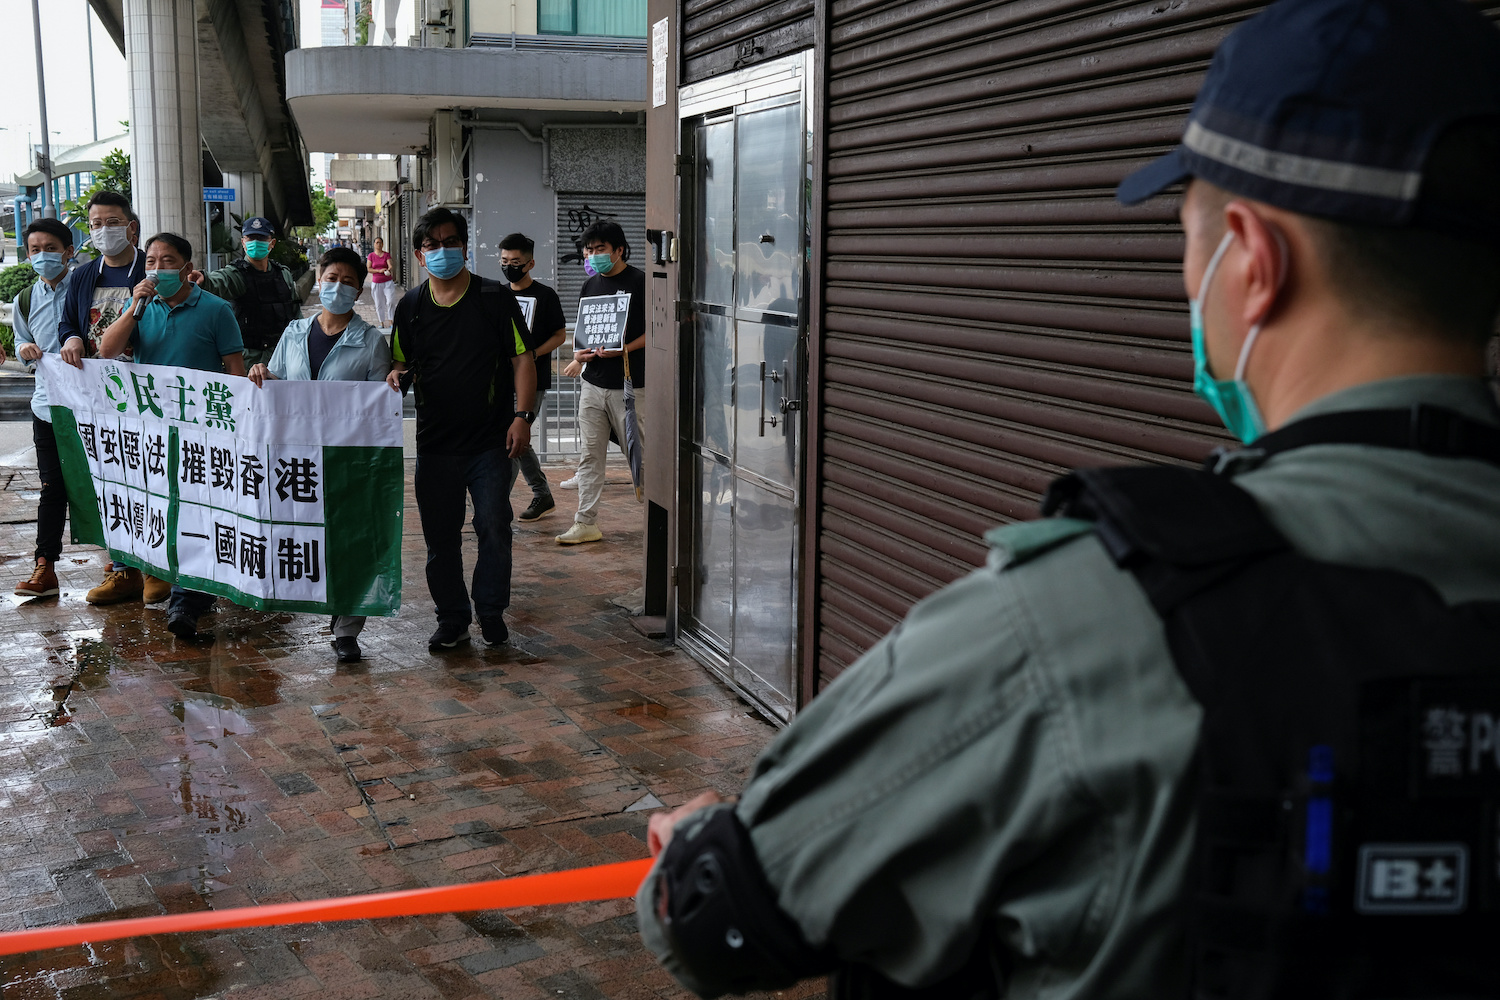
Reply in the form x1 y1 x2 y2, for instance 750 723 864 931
1218 200 1294 331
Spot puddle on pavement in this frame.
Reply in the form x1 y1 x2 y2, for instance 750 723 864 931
170 692 256 744
616 700 670 719
0 922 227 999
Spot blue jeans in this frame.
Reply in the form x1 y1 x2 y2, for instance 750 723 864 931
414 448 513 626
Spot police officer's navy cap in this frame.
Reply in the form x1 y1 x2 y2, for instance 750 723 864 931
1118 0 1500 240
242 217 275 238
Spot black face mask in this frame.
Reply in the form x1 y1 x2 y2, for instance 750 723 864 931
502 263 527 283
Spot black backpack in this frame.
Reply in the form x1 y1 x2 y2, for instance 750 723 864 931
1042 404 1500 999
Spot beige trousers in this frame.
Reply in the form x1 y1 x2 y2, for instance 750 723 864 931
573 380 644 525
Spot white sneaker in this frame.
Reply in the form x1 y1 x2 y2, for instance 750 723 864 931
555 522 603 545
559 475 580 489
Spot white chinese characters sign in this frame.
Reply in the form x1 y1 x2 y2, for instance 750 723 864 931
41 357 404 615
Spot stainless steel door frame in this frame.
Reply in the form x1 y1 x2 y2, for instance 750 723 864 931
678 50 812 723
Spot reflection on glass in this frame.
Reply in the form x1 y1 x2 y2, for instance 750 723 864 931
696 122 735 308
733 321 798 489
734 478 796 714
691 456 734 644
695 313 734 459
736 103 803 314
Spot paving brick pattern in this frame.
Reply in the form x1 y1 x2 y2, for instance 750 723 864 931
0 460 827 1000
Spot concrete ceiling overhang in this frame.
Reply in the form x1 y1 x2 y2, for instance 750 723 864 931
88 0 125 53
286 46 648 154
197 0 314 228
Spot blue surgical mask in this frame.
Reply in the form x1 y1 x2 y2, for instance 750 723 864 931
244 239 271 260
423 246 465 280
149 267 184 299
587 253 614 276
1189 231 1267 445
31 252 67 281
319 281 359 314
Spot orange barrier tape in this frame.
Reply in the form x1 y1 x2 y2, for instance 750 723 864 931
0 858 654 956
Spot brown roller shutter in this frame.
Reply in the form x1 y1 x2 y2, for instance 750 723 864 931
812 0 1276 688
682 0 816 84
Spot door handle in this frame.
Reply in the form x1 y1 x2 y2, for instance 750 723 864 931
758 361 782 436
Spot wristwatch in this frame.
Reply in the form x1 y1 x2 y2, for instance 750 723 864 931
515 410 536 425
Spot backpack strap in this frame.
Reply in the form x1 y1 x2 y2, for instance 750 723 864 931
16 282 33 328
1219 404 1500 471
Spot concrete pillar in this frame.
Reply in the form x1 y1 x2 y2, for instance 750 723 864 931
126 0 204 265
222 171 265 232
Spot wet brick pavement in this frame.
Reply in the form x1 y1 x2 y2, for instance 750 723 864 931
0 457 827 1000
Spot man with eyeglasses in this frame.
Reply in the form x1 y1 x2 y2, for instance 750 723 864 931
56 190 161 607
388 207 537 651
194 216 302 368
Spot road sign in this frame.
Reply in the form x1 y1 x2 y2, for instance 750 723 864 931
203 187 236 202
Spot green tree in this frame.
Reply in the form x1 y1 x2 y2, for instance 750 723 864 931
296 184 338 240
0 261 37 355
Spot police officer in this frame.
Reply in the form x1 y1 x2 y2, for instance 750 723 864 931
636 1 1500 997
195 216 302 367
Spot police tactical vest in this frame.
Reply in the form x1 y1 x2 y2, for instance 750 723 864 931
230 259 298 349
1043 404 1500 1000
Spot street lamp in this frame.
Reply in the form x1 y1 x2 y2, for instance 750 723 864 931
31 0 54 218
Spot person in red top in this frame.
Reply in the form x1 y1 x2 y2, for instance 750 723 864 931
366 237 396 328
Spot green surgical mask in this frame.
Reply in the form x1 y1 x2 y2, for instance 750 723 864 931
245 239 271 260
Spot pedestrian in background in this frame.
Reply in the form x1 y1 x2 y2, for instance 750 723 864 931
11 218 74 598
499 232 566 523
367 237 396 328
556 220 645 546
388 207 536 651
194 216 301 368
248 246 391 664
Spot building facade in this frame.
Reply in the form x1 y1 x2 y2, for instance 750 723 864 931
288 0 648 297
643 0 1294 723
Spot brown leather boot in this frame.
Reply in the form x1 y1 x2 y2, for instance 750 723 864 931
14 557 58 598
86 567 143 605
142 574 172 604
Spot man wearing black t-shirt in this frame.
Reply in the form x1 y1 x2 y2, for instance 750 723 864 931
388 208 537 650
556 221 646 545
500 233 568 523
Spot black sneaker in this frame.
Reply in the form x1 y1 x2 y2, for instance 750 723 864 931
333 636 362 663
517 496 556 522
480 617 509 646
166 613 198 640
428 622 470 651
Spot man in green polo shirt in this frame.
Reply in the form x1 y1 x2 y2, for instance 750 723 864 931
95 231 246 639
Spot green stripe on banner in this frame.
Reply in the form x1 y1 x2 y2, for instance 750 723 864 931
50 406 105 547
324 446 404 616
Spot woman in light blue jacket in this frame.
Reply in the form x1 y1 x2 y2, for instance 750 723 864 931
248 247 392 663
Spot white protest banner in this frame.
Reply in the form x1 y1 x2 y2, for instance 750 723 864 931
574 293 631 352
40 357 404 615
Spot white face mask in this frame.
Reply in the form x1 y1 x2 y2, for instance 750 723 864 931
91 225 132 257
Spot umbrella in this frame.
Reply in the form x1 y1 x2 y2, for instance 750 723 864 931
621 347 643 501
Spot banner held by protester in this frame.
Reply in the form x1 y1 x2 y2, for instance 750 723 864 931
39 356 404 616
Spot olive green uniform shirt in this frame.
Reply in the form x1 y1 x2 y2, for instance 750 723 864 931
638 375 1500 998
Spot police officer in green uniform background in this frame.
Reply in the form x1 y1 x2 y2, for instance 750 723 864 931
194 215 302 367
636 0 1500 997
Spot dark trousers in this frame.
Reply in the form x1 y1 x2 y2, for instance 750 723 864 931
507 444 553 501
33 416 68 563
168 586 216 621
508 389 552 501
415 448 513 626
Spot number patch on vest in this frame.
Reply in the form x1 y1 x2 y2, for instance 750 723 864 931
1355 843 1468 914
